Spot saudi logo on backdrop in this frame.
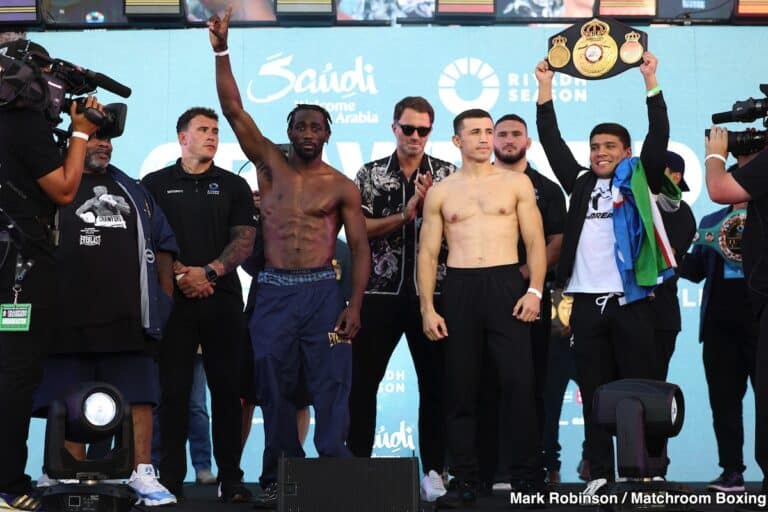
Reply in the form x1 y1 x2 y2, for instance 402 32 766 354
438 57 500 115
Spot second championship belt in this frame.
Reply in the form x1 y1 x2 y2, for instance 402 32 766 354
693 209 746 270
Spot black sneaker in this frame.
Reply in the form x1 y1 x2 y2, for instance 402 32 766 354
218 481 253 503
435 481 476 509
707 471 745 493
253 482 278 510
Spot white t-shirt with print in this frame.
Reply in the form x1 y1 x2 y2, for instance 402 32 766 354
565 178 623 294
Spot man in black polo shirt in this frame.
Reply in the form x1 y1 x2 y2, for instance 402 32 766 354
142 107 257 502
478 113 565 488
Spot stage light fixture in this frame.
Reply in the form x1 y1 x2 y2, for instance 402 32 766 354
41 382 137 512
592 379 692 503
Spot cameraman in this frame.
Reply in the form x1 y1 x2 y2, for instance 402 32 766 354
0 39 102 511
705 127 768 495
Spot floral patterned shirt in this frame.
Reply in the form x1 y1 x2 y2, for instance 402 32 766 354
354 152 455 295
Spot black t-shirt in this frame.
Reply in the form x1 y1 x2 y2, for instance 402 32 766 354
142 160 257 297
731 149 768 312
517 165 567 281
0 108 62 243
54 172 143 353
0 108 63 305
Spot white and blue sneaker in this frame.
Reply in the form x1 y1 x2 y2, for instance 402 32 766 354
128 464 177 507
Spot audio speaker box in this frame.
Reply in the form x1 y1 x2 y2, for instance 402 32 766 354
277 456 420 512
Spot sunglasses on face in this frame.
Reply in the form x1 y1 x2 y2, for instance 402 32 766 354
398 123 432 138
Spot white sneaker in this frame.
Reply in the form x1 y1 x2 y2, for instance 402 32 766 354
420 470 447 502
128 464 177 506
36 473 78 487
36 474 59 487
582 478 608 496
492 482 512 491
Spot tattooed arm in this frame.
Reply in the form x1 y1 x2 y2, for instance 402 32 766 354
208 225 257 277
174 225 255 299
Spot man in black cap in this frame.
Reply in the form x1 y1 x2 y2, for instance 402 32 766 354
653 150 696 379
664 150 691 195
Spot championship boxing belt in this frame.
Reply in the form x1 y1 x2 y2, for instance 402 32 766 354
546 17 648 80
693 208 746 268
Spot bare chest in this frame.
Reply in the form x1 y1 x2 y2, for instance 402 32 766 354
442 187 517 225
262 174 340 219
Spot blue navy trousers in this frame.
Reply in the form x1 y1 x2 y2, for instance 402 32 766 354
250 269 352 486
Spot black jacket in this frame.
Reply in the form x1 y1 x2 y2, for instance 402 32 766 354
536 93 670 288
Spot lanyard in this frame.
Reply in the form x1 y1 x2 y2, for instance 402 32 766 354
12 253 34 304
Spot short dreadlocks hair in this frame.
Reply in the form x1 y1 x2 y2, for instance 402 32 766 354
287 104 332 135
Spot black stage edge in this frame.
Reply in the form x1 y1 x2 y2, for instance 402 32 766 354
115 482 766 512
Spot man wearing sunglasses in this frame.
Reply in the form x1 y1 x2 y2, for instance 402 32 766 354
349 96 455 502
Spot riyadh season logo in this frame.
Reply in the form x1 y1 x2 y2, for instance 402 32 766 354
438 57 500 115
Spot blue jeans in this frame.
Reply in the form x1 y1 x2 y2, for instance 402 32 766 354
152 354 212 472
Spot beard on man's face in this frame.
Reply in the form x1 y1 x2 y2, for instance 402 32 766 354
494 147 526 165
292 141 323 161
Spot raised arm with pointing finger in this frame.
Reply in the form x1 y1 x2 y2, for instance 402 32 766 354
209 7 286 176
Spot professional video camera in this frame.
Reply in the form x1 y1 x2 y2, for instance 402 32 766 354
0 39 131 142
706 84 768 156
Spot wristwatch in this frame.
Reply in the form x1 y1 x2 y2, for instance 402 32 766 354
203 264 218 283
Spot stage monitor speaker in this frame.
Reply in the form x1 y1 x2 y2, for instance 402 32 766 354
277 457 419 512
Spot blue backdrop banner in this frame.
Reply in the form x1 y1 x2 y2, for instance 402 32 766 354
23 23 768 484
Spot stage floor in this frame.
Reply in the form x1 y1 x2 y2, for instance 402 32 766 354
158 482 765 511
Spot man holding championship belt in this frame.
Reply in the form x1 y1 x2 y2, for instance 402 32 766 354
535 49 672 495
